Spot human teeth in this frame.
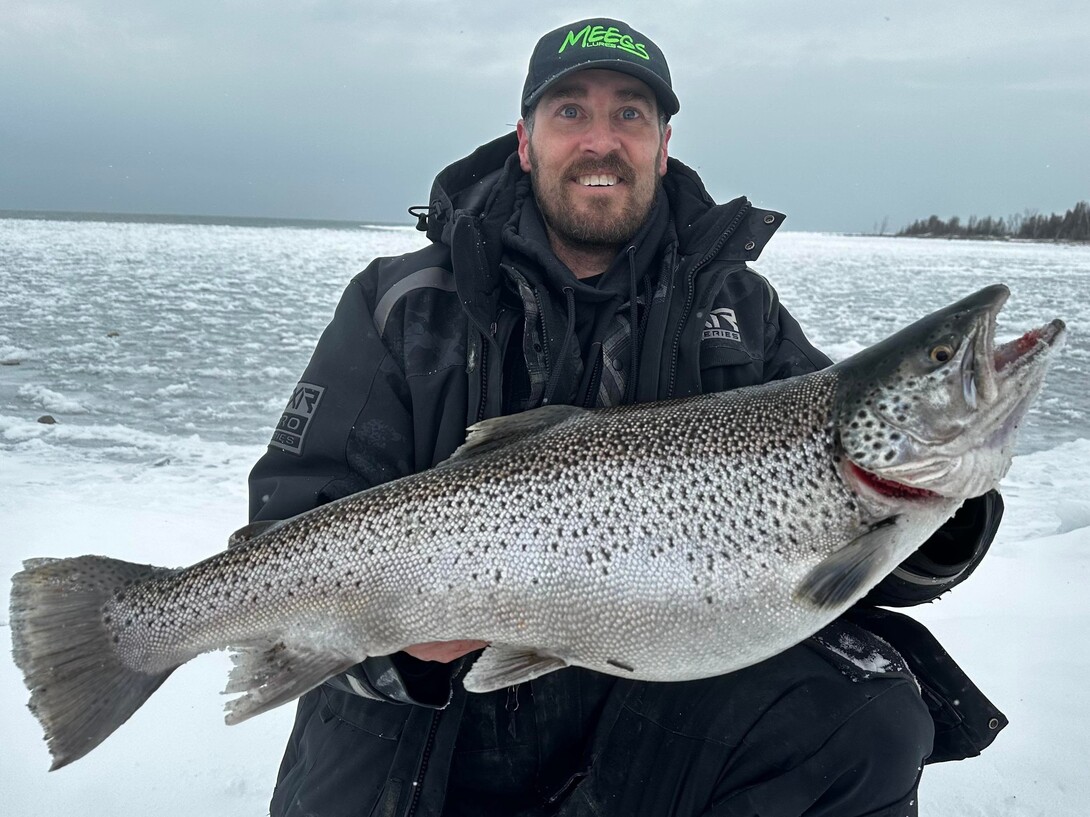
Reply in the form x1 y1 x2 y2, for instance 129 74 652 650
578 175 618 186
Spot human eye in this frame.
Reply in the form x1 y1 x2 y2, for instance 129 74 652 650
619 107 642 121
559 104 580 119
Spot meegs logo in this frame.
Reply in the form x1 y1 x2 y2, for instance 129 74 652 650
559 24 651 60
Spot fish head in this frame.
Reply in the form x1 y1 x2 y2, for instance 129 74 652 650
834 284 1065 507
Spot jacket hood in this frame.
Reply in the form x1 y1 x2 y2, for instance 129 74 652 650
423 133 521 246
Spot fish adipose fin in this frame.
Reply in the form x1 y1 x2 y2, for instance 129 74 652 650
795 519 902 610
9 556 180 770
223 643 361 724
462 644 569 693
450 405 586 461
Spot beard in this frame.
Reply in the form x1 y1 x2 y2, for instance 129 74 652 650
528 145 660 252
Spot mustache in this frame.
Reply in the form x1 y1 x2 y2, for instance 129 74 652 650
566 153 634 180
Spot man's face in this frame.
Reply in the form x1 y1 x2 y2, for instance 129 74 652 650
517 69 671 251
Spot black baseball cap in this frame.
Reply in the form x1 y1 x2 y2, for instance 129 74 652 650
521 19 679 120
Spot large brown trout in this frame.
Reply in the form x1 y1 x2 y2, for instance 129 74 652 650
10 284 1065 769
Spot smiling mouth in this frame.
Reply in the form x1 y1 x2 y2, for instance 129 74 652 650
575 174 621 187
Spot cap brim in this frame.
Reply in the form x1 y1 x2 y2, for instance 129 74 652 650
522 61 679 118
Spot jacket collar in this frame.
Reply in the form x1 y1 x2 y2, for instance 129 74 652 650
431 133 781 331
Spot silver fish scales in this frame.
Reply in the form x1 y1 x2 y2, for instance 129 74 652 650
10 283 1066 769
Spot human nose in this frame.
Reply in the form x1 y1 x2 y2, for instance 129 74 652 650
578 114 622 155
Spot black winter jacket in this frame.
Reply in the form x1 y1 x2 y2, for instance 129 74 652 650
249 133 1005 816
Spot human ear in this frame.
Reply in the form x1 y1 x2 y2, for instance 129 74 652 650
517 120 533 173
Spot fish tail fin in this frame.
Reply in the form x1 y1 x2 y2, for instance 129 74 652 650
9 556 178 770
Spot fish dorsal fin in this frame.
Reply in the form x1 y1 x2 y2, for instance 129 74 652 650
462 644 569 693
223 642 363 724
449 405 586 462
795 518 902 610
227 520 284 549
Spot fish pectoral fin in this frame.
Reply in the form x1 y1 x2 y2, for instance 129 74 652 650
449 405 586 462
462 645 568 693
227 520 284 548
795 518 902 610
223 642 362 725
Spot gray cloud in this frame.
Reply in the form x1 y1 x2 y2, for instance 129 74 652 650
2 1 1087 232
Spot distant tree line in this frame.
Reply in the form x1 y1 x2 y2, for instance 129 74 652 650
897 201 1090 242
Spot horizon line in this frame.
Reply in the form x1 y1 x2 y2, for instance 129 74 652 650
0 208 416 231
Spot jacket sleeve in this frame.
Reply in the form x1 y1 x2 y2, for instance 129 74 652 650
863 490 1003 606
759 281 1003 605
249 270 415 521
759 276 834 380
248 266 454 707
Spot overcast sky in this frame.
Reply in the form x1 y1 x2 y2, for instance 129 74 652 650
2 0 1087 232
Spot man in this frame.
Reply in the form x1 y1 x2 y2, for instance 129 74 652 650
250 18 1005 817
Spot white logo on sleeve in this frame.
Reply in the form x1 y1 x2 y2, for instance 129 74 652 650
703 307 741 342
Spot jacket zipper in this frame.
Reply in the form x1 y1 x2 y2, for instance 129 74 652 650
405 708 442 817
582 348 604 408
665 201 751 397
531 285 551 373
475 322 497 423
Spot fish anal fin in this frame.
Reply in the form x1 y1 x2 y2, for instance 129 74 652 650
462 644 568 693
449 405 586 462
795 519 902 610
223 642 363 724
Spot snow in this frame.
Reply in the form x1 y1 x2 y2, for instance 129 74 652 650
0 453 291 817
16 385 89 414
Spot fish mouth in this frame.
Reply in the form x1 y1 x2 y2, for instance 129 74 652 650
974 285 1066 403
992 320 1067 372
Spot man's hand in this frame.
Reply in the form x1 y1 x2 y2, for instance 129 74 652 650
403 640 488 663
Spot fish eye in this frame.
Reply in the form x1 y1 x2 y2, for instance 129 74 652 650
929 344 955 363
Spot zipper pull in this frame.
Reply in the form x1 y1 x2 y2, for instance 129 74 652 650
505 683 520 738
